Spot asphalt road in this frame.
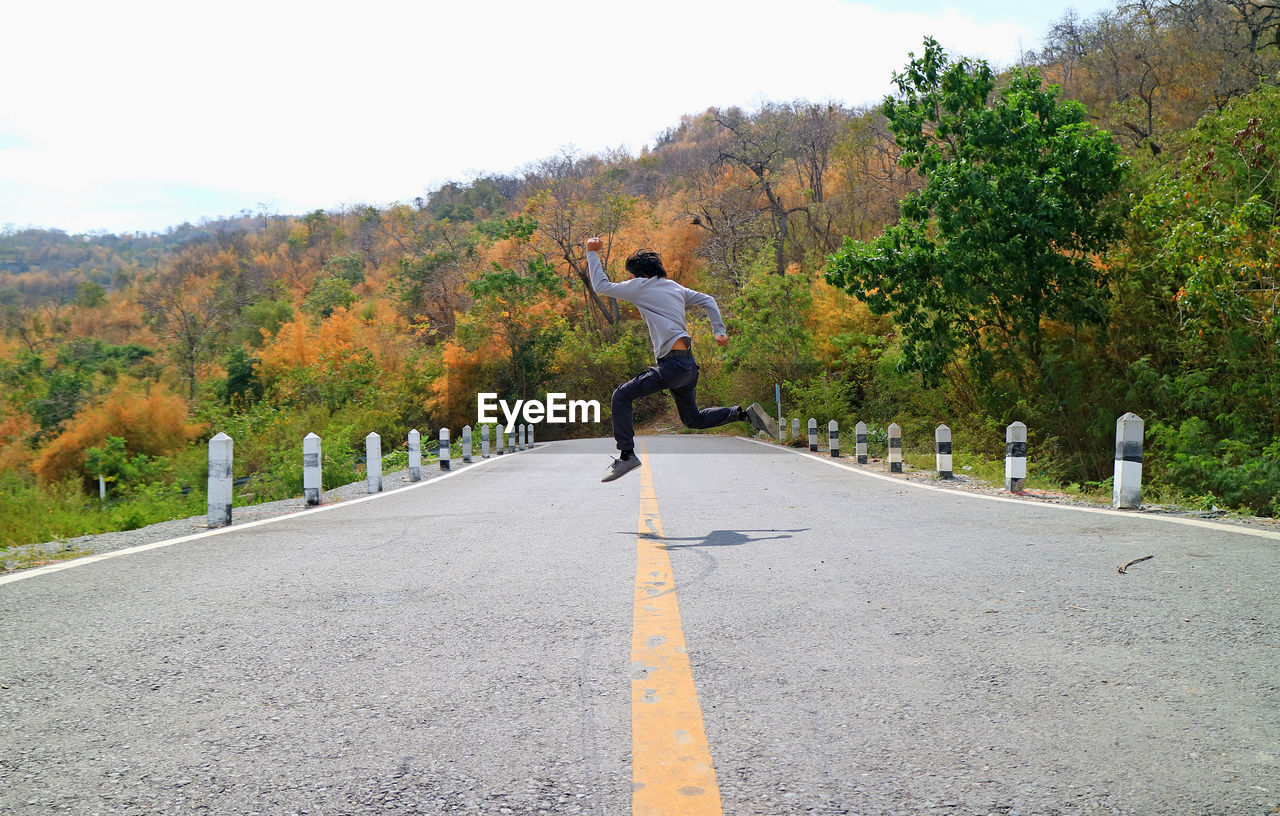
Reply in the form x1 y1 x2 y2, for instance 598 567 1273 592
1 435 1276 816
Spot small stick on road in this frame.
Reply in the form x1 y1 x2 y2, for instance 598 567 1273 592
1117 555 1154 574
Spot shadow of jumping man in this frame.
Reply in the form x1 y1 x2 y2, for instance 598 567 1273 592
648 529 809 550
624 526 811 596
630 519 810 550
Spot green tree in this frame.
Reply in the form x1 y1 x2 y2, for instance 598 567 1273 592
219 346 262 407
229 298 293 347
1116 86 1280 512
463 257 566 398
723 269 815 398
85 435 139 492
304 276 359 319
304 252 367 319
32 367 87 433
825 38 1128 388
73 281 106 308
320 252 367 286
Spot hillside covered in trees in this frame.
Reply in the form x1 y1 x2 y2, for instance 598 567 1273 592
3 0 1279 547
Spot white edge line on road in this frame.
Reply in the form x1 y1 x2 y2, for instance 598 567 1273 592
0 445 543 586
739 436 1280 543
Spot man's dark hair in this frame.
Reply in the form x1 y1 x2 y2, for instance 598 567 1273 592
625 249 667 279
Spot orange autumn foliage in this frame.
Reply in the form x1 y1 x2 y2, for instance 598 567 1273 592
257 314 318 374
806 277 892 366
644 196 703 275
33 380 206 485
0 412 38 473
69 295 151 346
257 307 409 381
257 310 361 377
427 336 502 428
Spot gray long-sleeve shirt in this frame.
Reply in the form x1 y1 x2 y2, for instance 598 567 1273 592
587 250 727 360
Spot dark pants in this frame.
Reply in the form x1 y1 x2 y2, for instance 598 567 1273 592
610 355 739 453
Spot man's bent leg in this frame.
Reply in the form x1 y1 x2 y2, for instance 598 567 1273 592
667 360 741 430
611 367 667 452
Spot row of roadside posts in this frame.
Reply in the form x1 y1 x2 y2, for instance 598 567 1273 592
209 412 1148 529
208 424 535 529
776 412 1146 511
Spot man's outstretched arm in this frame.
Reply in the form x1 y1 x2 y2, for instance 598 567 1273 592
585 236 641 299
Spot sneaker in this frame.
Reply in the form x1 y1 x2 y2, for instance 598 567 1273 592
744 403 780 440
601 455 642 482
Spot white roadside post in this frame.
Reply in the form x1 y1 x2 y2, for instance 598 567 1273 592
462 425 473 463
1113 412 1144 509
791 418 800 442
508 427 515 452
808 418 819 452
98 475 106 501
855 421 868 464
407 429 422 482
481 424 491 459
528 425 535 447
828 420 840 458
1005 421 1027 493
207 432 233 528
365 432 382 493
440 428 451 471
303 432 323 505
936 424 953 479
888 423 903 473
518 424 526 450
775 383 783 440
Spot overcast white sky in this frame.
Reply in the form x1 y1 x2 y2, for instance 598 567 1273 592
0 0 1117 235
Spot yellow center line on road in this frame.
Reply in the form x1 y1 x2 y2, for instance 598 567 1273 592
630 444 723 816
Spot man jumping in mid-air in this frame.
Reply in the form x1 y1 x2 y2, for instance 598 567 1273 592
586 236 778 482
